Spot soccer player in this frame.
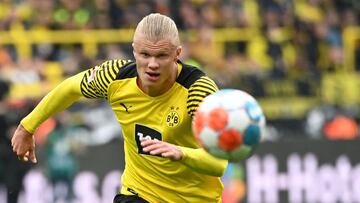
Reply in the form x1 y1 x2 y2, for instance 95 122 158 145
11 13 228 202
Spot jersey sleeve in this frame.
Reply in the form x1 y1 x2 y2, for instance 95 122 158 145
187 76 218 117
80 59 131 99
21 72 85 133
182 76 226 176
20 59 131 134
179 147 228 177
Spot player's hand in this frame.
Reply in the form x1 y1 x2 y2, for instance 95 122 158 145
141 139 183 161
11 124 37 163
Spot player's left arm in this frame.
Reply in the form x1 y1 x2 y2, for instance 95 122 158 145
141 139 227 177
14 59 128 163
178 146 228 177
141 76 228 177
181 76 228 176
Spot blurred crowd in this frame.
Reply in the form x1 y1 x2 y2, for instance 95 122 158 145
0 0 359 146
1 0 359 87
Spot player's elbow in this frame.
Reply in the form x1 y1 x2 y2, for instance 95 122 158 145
217 160 228 177
209 160 228 177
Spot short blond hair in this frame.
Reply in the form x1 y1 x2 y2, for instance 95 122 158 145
134 13 180 46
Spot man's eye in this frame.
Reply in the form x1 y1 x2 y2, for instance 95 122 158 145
158 54 168 58
141 53 150 57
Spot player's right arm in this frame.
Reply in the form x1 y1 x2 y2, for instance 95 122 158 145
12 59 128 162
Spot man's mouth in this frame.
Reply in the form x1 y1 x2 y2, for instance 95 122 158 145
146 72 160 81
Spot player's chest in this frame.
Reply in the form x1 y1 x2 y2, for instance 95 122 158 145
108 83 189 128
113 97 185 124
112 94 191 144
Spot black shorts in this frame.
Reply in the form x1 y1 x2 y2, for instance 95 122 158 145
113 194 149 203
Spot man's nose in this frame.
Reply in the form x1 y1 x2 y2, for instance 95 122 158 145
148 57 159 69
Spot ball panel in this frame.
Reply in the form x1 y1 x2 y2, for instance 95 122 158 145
208 147 231 160
243 124 261 146
198 94 221 114
219 92 245 110
230 145 253 161
259 115 266 127
193 110 205 137
199 127 219 148
218 129 243 151
245 101 264 122
208 108 228 131
227 109 251 132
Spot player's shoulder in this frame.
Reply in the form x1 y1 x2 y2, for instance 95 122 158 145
98 59 131 70
182 61 218 117
177 61 218 91
81 59 133 98
87 59 129 80
115 60 137 80
95 59 132 75
177 61 211 88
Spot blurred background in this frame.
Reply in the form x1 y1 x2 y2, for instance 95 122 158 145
0 0 359 202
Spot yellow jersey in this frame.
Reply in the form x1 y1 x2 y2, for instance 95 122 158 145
21 59 228 203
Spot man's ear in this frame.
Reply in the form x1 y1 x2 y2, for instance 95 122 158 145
175 46 182 61
132 43 136 58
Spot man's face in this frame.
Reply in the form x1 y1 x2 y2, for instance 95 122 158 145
133 33 181 93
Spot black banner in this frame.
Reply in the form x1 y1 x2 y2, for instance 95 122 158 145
2 139 360 203
244 140 360 203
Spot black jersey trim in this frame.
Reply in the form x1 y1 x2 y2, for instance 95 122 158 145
116 61 137 80
176 61 205 89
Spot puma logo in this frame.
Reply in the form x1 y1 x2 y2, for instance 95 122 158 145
120 103 132 113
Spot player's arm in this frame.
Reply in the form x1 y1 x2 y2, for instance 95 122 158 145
20 59 127 132
141 139 227 177
20 72 84 134
12 71 85 163
12 59 127 162
181 76 228 176
179 146 228 177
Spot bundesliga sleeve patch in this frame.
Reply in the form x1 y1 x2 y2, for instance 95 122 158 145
88 66 100 83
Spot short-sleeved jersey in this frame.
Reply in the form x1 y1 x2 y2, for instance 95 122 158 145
80 59 223 202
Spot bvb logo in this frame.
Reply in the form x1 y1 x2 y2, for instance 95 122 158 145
166 107 180 127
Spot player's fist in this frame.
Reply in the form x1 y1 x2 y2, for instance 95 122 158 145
11 124 37 163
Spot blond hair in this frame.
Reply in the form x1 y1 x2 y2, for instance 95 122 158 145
134 13 180 46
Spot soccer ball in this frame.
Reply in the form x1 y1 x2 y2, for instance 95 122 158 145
193 89 265 161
